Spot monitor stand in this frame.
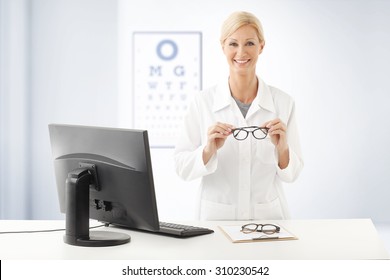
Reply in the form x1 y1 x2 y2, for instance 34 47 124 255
64 168 130 247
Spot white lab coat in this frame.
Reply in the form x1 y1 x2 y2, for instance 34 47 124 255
174 77 303 220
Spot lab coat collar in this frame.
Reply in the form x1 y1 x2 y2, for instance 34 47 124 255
213 79 232 112
212 76 276 114
255 77 276 113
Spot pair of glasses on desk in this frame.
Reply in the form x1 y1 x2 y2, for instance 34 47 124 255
241 223 280 235
231 126 269 141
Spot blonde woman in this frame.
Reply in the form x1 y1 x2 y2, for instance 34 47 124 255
174 11 303 220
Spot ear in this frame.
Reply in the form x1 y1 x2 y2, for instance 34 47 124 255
221 42 225 52
259 41 265 54
221 43 228 56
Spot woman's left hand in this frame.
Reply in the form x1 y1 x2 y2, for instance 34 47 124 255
263 118 289 169
263 118 288 152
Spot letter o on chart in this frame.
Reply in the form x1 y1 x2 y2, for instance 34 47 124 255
156 40 178 61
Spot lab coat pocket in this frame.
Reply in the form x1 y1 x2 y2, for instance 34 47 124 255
257 138 276 165
200 200 236 220
253 198 284 220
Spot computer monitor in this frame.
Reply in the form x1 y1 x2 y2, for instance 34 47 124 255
49 124 160 247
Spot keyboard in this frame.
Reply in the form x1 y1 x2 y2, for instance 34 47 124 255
158 222 214 237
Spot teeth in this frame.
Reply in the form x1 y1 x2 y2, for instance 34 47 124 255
235 60 249 64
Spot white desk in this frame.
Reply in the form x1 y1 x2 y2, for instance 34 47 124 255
0 219 388 260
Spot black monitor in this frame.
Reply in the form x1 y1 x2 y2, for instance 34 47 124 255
49 124 160 247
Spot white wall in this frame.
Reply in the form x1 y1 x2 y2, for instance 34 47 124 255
28 0 118 218
1 0 389 223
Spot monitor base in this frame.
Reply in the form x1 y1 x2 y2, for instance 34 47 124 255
64 231 130 247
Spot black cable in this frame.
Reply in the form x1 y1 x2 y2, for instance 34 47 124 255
0 223 108 234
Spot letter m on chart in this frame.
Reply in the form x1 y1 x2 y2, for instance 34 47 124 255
132 31 202 148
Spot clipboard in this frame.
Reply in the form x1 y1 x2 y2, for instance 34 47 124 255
219 224 298 243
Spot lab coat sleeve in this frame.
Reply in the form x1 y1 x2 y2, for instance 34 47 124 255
173 96 218 181
275 101 304 182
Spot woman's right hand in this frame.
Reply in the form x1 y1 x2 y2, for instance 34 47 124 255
202 122 234 164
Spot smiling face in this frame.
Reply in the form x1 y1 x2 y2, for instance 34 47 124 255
222 25 264 76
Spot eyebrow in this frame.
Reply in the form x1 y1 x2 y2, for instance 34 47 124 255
227 38 257 42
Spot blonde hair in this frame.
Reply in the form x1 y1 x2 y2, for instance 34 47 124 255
220 11 265 45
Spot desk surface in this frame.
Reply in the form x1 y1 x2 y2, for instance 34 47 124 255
0 219 388 260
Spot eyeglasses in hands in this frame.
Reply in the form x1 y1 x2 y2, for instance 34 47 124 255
232 126 269 141
241 223 280 234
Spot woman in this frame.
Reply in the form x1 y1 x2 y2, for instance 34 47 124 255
174 11 303 220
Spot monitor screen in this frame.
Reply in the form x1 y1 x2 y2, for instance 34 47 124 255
49 124 160 246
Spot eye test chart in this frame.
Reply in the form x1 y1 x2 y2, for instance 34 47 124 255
132 32 202 148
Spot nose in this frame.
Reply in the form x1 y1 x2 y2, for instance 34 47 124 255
236 45 246 56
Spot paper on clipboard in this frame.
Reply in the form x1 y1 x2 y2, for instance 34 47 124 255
219 224 298 243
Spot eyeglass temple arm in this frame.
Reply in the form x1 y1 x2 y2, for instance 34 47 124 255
232 126 269 131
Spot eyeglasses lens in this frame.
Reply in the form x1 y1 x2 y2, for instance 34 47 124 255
241 223 258 233
233 130 248 140
261 225 278 234
253 128 267 139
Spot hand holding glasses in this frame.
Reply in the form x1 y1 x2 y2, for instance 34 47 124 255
231 126 269 141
